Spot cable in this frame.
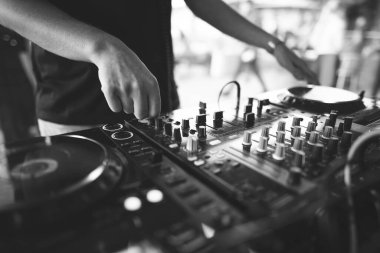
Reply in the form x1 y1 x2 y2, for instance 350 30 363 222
344 130 380 253
217 80 241 117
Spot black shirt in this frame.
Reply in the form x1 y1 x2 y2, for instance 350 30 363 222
31 0 179 124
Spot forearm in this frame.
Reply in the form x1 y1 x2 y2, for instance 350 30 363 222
0 0 115 65
185 0 278 51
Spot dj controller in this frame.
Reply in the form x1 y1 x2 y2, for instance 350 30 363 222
1 85 380 253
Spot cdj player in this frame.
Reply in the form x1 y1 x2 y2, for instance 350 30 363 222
1 85 380 253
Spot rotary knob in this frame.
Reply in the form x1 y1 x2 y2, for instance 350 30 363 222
186 136 199 153
172 127 182 143
272 143 286 162
277 120 286 132
164 122 172 136
242 131 252 152
256 136 268 154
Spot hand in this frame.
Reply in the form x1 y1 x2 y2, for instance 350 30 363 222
92 37 161 119
272 41 320 85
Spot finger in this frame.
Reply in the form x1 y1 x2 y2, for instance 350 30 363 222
148 79 161 118
121 96 134 114
133 88 149 119
101 86 123 112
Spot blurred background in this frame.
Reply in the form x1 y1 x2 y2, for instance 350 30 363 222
1 0 380 143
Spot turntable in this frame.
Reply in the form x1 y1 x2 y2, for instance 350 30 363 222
0 135 123 230
273 85 366 113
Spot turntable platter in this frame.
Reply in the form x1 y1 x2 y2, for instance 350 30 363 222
0 135 123 229
277 85 365 113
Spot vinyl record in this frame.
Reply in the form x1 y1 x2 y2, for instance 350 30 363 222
0 135 123 230
277 85 365 113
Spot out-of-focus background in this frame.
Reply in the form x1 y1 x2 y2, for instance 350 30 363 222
1 0 380 143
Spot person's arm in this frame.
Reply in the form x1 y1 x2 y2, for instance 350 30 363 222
185 0 319 84
0 0 161 119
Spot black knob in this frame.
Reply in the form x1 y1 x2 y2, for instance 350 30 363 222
248 97 254 104
244 112 255 128
326 137 339 157
155 118 163 130
198 126 207 139
337 122 344 137
329 111 338 127
340 131 353 151
182 119 190 130
288 167 302 186
173 127 182 142
196 114 206 127
199 101 207 114
213 111 223 128
164 122 172 136
310 143 324 164
213 111 223 120
343 117 353 131
324 118 332 129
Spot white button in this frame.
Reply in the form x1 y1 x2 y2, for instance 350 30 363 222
169 143 179 149
146 189 164 203
209 140 221 146
194 159 205 166
124 196 142 211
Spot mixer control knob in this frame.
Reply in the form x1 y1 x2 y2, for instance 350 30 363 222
291 126 301 137
310 143 324 164
261 126 270 138
273 143 286 162
287 167 302 186
244 104 253 114
256 136 268 154
248 97 254 104
291 137 304 152
213 111 223 120
173 127 182 143
196 114 207 127
326 137 339 157
182 119 190 130
276 131 286 144
340 131 353 151
343 117 353 131
337 122 344 137
291 117 302 128
290 126 301 145
305 121 316 141
277 120 286 132
307 131 319 145
329 111 338 127
321 126 333 145
292 151 305 168
186 136 199 153
199 101 207 114
164 122 172 136
242 131 252 151
155 118 163 130
244 112 255 128
213 111 224 128
323 118 332 129
198 126 207 139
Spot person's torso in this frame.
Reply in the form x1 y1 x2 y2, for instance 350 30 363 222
32 0 178 124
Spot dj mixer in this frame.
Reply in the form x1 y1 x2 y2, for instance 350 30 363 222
1 85 380 253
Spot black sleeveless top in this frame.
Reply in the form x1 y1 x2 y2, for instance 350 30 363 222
31 0 179 124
